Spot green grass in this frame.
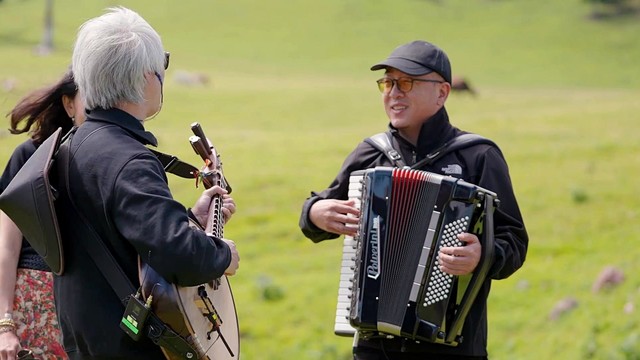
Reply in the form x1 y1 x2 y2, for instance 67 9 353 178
1 0 640 359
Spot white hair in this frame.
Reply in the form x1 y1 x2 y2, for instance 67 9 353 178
72 7 165 110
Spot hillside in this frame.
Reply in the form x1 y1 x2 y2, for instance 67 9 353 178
1 0 639 359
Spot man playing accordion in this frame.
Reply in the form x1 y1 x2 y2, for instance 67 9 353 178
299 40 528 360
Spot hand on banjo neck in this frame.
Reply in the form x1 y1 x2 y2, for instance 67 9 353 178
189 123 239 276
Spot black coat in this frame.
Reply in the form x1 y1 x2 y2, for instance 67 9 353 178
299 107 528 357
54 108 231 359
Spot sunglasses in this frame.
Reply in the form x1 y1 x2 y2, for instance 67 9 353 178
164 52 170 70
376 77 444 94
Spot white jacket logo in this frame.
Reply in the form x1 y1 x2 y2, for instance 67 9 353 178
442 164 462 175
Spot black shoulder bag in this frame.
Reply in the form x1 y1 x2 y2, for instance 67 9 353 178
0 127 66 274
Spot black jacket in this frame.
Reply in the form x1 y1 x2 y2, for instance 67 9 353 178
299 107 528 357
54 108 231 359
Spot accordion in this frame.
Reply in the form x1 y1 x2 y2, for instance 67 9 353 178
334 167 497 346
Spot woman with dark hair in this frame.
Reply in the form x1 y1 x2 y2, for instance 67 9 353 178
0 70 85 360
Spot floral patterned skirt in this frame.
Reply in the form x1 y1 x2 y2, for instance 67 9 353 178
13 268 67 359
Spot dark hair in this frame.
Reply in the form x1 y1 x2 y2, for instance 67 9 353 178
7 70 78 144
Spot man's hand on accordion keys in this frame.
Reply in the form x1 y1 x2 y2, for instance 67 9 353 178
438 232 482 276
309 199 360 237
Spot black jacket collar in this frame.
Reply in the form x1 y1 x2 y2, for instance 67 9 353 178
85 108 158 147
388 106 456 156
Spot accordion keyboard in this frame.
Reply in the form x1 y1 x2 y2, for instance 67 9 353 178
334 173 363 336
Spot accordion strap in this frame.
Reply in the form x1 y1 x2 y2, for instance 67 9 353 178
366 131 498 169
412 133 498 169
365 132 407 168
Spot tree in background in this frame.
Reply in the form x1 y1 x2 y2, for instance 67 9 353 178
34 0 54 55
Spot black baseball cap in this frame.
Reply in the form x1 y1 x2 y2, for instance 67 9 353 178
370 40 452 84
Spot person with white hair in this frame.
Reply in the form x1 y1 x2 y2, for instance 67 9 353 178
54 7 240 359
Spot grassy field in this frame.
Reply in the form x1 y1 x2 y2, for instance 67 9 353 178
1 0 639 359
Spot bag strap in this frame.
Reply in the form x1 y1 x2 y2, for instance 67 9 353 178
57 128 197 359
58 128 136 300
364 132 407 168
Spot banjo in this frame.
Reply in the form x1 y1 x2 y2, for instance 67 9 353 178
138 122 240 359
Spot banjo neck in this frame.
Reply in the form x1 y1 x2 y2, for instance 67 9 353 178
204 164 224 238
189 122 229 238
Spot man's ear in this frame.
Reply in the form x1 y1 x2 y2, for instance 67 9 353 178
438 82 451 106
